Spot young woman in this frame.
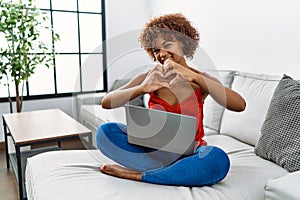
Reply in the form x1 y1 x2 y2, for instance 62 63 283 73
96 13 246 186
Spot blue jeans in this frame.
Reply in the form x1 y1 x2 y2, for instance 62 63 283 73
96 122 230 187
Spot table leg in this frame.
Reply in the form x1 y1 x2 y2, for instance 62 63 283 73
3 117 10 169
88 134 93 149
15 145 24 200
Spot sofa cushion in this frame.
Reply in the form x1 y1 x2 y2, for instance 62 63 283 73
202 70 235 132
26 135 288 200
254 75 300 172
205 135 288 200
265 170 300 200
220 72 282 146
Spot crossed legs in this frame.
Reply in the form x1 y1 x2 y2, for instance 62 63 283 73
96 122 230 186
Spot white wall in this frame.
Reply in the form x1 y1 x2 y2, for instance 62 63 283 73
105 0 154 86
149 0 300 78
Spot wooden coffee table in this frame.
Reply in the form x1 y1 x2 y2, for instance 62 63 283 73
2 109 92 200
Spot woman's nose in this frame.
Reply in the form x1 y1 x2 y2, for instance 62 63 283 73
159 49 169 59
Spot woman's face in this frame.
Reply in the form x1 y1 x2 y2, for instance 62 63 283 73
152 35 185 65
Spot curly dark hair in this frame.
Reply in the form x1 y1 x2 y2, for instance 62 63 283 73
139 13 200 61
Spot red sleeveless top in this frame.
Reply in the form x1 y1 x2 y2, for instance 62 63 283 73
148 87 206 147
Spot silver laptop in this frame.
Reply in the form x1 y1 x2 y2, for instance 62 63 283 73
125 105 196 155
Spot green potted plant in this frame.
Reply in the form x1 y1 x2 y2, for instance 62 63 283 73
0 0 59 113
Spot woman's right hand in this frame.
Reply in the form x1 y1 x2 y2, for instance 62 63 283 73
141 64 172 93
101 64 176 108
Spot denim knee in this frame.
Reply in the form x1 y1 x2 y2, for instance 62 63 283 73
142 146 230 186
198 146 230 185
95 123 106 151
95 122 165 171
95 122 125 150
95 123 107 148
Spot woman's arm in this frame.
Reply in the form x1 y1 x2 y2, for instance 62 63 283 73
164 59 246 112
101 73 146 109
192 73 246 112
101 65 171 109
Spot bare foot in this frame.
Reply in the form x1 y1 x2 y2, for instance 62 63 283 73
100 164 142 181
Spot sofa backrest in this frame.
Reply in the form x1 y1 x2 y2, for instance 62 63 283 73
219 72 282 146
85 70 284 148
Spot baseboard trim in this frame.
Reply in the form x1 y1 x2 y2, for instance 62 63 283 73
0 142 5 150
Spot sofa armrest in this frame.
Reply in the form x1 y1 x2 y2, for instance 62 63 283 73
264 171 300 200
75 92 106 119
76 92 106 106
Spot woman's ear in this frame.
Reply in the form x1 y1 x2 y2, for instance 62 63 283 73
179 42 185 53
180 42 184 49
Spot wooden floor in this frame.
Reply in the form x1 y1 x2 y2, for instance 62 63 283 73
0 148 19 200
0 139 85 200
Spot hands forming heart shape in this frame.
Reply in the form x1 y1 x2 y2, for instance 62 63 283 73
155 70 177 83
142 64 190 93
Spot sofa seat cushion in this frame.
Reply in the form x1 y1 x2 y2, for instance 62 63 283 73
204 135 288 200
26 135 288 200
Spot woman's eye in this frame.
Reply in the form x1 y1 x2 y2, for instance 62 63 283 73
153 49 160 54
165 44 171 48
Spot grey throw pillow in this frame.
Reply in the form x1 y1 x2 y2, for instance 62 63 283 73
109 79 144 107
254 74 300 172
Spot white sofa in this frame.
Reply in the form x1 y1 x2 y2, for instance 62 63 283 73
25 70 300 200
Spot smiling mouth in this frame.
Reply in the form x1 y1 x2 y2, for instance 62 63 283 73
161 57 172 65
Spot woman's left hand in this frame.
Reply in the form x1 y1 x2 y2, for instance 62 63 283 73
164 70 189 89
163 59 195 82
